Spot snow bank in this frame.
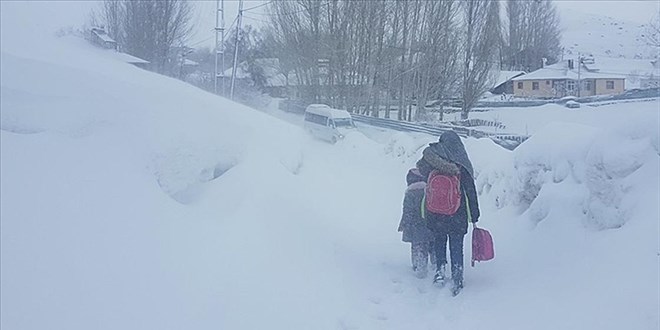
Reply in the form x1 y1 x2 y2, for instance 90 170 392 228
471 119 658 230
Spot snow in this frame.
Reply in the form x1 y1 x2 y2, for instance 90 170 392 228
559 8 658 60
493 70 526 89
512 62 626 81
2 2 660 330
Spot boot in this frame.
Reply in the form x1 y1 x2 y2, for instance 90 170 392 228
451 264 464 296
433 264 447 287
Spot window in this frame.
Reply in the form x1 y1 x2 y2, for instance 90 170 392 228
532 82 539 90
567 80 575 91
546 80 551 85
333 118 354 128
606 80 615 89
517 82 523 89
583 81 592 91
304 112 329 125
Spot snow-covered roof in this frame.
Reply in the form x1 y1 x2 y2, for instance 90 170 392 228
582 57 660 78
222 65 250 79
512 62 626 81
113 52 150 64
92 28 116 43
183 59 198 66
223 58 297 86
493 70 526 88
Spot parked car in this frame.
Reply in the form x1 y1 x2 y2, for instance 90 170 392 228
565 100 581 109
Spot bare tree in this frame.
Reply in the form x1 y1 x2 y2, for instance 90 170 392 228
96 0 193 73
267 0 467 122
460 0 500 120
643 14 660 49
414 0 460 121
504 0 561 71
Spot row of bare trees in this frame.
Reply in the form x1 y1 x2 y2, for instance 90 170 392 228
502 0 562 72
94 0 193 73
267 0 561 120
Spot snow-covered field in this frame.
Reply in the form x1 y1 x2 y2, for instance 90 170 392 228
2 2 659 330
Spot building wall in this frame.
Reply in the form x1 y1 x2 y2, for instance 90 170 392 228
513 79 556 98
514 78 624 98
594 78 624 95
579 79 596 97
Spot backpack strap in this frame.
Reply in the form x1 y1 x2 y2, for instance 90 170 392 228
421 194 426 220
464 189 472 223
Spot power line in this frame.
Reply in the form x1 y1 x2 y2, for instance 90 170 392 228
243 14 269 24
271 1 331 16
243 1 273 12
190 32 215 47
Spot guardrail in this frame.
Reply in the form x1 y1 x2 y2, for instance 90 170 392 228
351 114 529 150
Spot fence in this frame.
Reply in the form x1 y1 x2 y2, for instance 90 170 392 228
351 114 529 150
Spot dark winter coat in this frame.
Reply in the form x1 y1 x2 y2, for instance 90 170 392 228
399 181 435 244
417 133 480 236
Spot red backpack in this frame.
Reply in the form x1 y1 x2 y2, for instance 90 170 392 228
425 170 461 215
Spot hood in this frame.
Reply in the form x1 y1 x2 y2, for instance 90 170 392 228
426 131 474 178
422 148 461 176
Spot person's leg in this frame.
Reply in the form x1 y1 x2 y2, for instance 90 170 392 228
448 232 465 294
433 233 448 284
428 240 436 268
411 242 425 275
413 241 430 278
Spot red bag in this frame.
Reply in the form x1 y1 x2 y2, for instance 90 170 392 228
471 226 494 266
425 170 461 215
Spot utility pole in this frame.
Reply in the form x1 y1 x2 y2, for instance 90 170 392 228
577 52 581 98
230 0 244 100
214 0 226 96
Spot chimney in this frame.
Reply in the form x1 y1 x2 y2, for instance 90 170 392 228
542 58 548 68
568 59 574 70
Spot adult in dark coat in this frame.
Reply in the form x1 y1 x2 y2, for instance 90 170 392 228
416 131 480 295
398 168 436 278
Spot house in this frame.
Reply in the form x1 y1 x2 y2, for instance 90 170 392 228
88 27 150 69
581 57 660 90
490 70 526 95
113 52 150 69
223 58 297 97
512 59 625 99
90 27 117 50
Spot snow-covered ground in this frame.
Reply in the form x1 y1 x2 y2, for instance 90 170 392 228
2 2 659 330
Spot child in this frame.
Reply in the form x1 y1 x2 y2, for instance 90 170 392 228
416 131 480 296
398 168 436 278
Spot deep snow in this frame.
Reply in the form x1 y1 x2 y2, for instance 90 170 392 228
2 2 659 330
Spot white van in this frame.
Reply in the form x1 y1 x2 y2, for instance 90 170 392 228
303 104 356 143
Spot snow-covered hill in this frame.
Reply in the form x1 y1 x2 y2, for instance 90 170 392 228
2 2 659 330
561 11 656 60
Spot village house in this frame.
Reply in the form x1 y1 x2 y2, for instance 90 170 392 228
583 57 660 90
88 27 150 70
490 70 526 95
512 59 625 99
90 27 117 50
223 58 298 97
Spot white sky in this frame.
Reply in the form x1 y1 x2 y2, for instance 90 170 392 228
1 0 657 51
